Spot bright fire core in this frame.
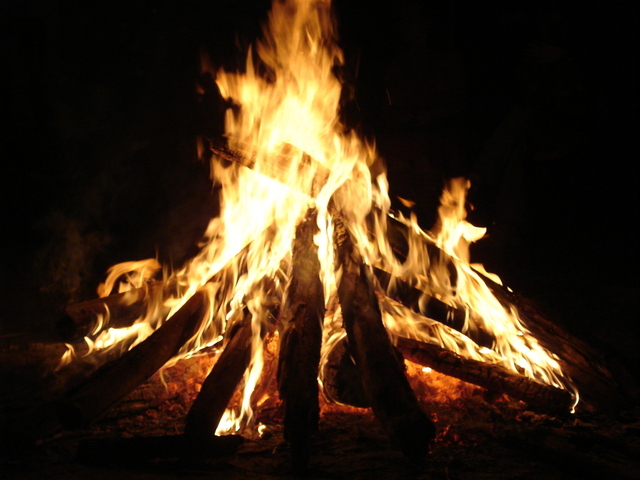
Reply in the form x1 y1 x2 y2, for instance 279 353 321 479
58 0 577 433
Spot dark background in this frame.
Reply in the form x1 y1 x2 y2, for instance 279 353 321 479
1 1 638 372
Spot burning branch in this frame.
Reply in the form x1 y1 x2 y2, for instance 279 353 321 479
57 289 207 429
277 207 325 470
184 307 255 440
396 337 574 413
332 212 436 463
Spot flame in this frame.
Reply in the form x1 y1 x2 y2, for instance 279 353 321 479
56 0 576 429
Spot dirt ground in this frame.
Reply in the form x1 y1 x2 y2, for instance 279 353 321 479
4 405 640 480
2 350 640 480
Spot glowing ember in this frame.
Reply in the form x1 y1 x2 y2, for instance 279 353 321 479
57 0 577 435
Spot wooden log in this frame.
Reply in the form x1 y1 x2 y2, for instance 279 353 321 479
56 290 207 429
58 282 168 340
375 262 639 413
333 212 436 463
323 326 573 414
77 434 244 465
322 335 369 408
372 267 495 348
484 285 640 412
277 208 325 472
184 308 255 439
59 143 460 346
59 230 259 341
396 336 575 413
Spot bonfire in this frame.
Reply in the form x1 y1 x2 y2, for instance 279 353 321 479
12 0 636 473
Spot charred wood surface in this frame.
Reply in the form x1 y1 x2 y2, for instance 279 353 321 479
184 308 254 440
56 290 207 430
322 335 369 408
396 337 575 413
333 213 436 463
277 208 325 471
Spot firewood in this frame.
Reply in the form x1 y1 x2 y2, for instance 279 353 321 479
277 208 325 471
332 212 436 463
396 336 575 413
321 305 573 414
372 267 495 348
77 433 244 465
56 290 207 429
58 282 168 340
322 335 369 408
486 285 640 412
184 307 254 440
375 263 639 412
58 232 260 341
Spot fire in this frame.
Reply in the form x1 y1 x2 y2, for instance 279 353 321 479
57 0 576 434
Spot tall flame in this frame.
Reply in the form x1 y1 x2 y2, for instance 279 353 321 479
57 0 576 433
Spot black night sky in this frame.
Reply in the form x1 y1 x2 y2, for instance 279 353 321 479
1 0 638 374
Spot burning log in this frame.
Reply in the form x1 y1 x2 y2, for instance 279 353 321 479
56 290 207 429
210 141 453 266
322 334 369 408
332 212 436 463
395 337 574 413
323 332 573 414
277 208 325 471
57 229 262 342
488 286 640 412
184 307 255 440
372 267 495 348
57 282 167 340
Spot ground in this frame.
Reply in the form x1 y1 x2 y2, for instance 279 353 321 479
2 350 640 479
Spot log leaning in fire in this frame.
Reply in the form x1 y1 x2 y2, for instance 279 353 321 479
277 208 325 471
57 282 167 340
372 267 495 348
58 231 260 341
395 337 575 413
322 334 369 408
483 281 640 412
184 308 254 439
322 331 573 414
333 212 436 462
56 290 207 429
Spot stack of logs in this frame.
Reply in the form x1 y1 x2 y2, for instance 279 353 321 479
10 146 639 471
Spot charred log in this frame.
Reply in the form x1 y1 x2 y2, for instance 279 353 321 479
277 208 325 471
59 238 255 341
184 308 255 440
333 212 436 463
372 267 495 348
322 335 369 408
396 337 575 414
56 290 207 429
487 286 640 412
